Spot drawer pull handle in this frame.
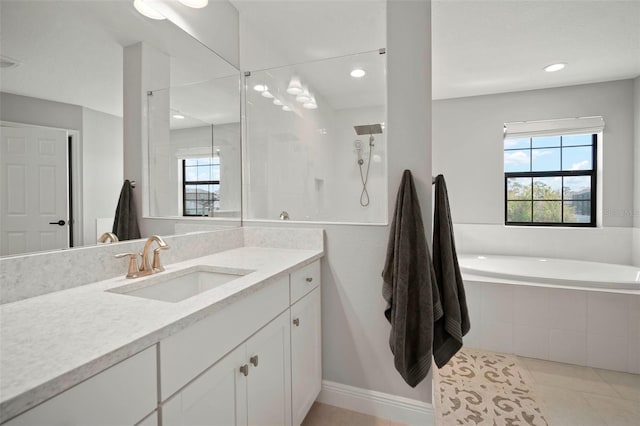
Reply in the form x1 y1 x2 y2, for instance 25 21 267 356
250 355 259 367
293 318 300 327
305 277 313 283
239 364 249 376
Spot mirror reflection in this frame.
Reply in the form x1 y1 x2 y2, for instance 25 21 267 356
0 0 241 257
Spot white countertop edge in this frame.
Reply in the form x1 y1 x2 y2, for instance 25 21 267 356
0 247 324 423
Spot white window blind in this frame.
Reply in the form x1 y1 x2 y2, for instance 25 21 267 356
504 116 605 139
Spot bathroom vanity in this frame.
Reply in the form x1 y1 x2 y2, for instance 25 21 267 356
0 230 323 426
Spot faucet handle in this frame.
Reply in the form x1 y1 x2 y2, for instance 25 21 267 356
114 252 141 279
152 245 169 273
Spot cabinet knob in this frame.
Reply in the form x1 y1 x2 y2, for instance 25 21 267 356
293 318 300 327
305 277 313 283
250 355 259 367
239 364 249 376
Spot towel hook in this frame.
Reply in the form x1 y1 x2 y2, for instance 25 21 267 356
129 180 136 189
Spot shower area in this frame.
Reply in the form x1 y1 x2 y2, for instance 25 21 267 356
244 50 388 223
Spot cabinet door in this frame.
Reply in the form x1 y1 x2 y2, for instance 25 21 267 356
245 311 292 426
291 287 322 426
162 346 247 426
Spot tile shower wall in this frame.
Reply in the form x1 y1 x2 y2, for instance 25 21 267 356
463 281 640 374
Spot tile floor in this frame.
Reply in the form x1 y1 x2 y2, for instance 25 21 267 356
519 356 640 426
302 352 640 426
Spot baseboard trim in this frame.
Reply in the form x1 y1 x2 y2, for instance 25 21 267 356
317 380 434 425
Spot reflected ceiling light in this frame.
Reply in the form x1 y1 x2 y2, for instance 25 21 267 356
282 106 292 112
286 76 303 95
303 95 318 109
350 68 366 78
133 0 166 20
296 86 311 103
173 114 185 119
178 0 209 8
543 63 566 72
273 99 283 106
253 84 266 92
261 90 274 99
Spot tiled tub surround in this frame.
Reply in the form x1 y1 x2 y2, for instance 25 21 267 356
0 227 323 423
462 275 640 375
0 227 323 304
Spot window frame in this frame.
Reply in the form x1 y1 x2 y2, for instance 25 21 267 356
504 133 597 227
182 158 221 217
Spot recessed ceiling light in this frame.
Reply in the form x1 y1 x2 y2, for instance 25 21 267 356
287 76 303 95
544 63 566 72
262 90 274 99
273 99 283 106
134 0 166 20
173 114 185 119
253 84 266 92
178 0 209 8
350 68 366 78
282 106 292 112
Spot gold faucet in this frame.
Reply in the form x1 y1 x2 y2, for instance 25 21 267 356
140 235 170 274
98 232 119 243
114 235 169 279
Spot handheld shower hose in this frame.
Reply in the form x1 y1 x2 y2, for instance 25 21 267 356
358 135 374 207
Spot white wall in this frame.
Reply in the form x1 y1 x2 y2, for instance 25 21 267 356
433 80 635 263
246 0 434 408
633 76 640 266
80 107 123 245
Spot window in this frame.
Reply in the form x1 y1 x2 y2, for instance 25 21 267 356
182 157 220 216
504 133 597 226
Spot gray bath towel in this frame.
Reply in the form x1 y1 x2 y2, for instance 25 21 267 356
382 170 443 387
432 174 470 368
112 180 141 241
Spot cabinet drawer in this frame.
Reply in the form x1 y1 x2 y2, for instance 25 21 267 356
160 275 289 400
290 260 320 304
4 346 157 426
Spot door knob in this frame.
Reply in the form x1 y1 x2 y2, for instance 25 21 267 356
49 220 66 226
293 318 300 327
250 355 259 367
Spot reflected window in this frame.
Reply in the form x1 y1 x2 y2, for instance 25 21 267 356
504 133 596 226
182 157 220 216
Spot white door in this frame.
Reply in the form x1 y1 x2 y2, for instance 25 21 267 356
246 311 292 426
162 345 247 426
0 125 69 255
291 287 322 426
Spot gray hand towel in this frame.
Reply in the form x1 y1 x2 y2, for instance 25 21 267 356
112 180 141 241
382 170 443 387
432 174 470 368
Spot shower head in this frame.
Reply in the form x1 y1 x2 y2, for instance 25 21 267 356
354 124 383 136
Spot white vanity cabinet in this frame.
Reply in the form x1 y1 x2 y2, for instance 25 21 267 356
162 311 292 426
291 286 322 426
3 346 157 426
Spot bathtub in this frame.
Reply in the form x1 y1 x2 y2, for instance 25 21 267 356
456 254 640 374
458 254 640 291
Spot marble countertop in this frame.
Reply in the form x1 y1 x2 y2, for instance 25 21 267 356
0 246 323 423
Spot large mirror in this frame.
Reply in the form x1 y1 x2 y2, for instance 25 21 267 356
0 0 241 257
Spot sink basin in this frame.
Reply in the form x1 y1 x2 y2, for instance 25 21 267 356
107 266 252 303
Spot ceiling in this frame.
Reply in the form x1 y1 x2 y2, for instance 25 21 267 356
1 0 638 122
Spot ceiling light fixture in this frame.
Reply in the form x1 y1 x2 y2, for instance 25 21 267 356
273 99 283 106
287 76 303 95
350 68 366 78
253 84 266 92
261 90 274 99
282 106 292 112
178 0 209 8
173 114 185 119
303 95 318 109
543 63 566 72
133 0 166 20
296 86 311 103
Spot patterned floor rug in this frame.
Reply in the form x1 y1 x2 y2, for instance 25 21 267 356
433 348 550 426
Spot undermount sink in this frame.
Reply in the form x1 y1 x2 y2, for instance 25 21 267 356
107 266 253 303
